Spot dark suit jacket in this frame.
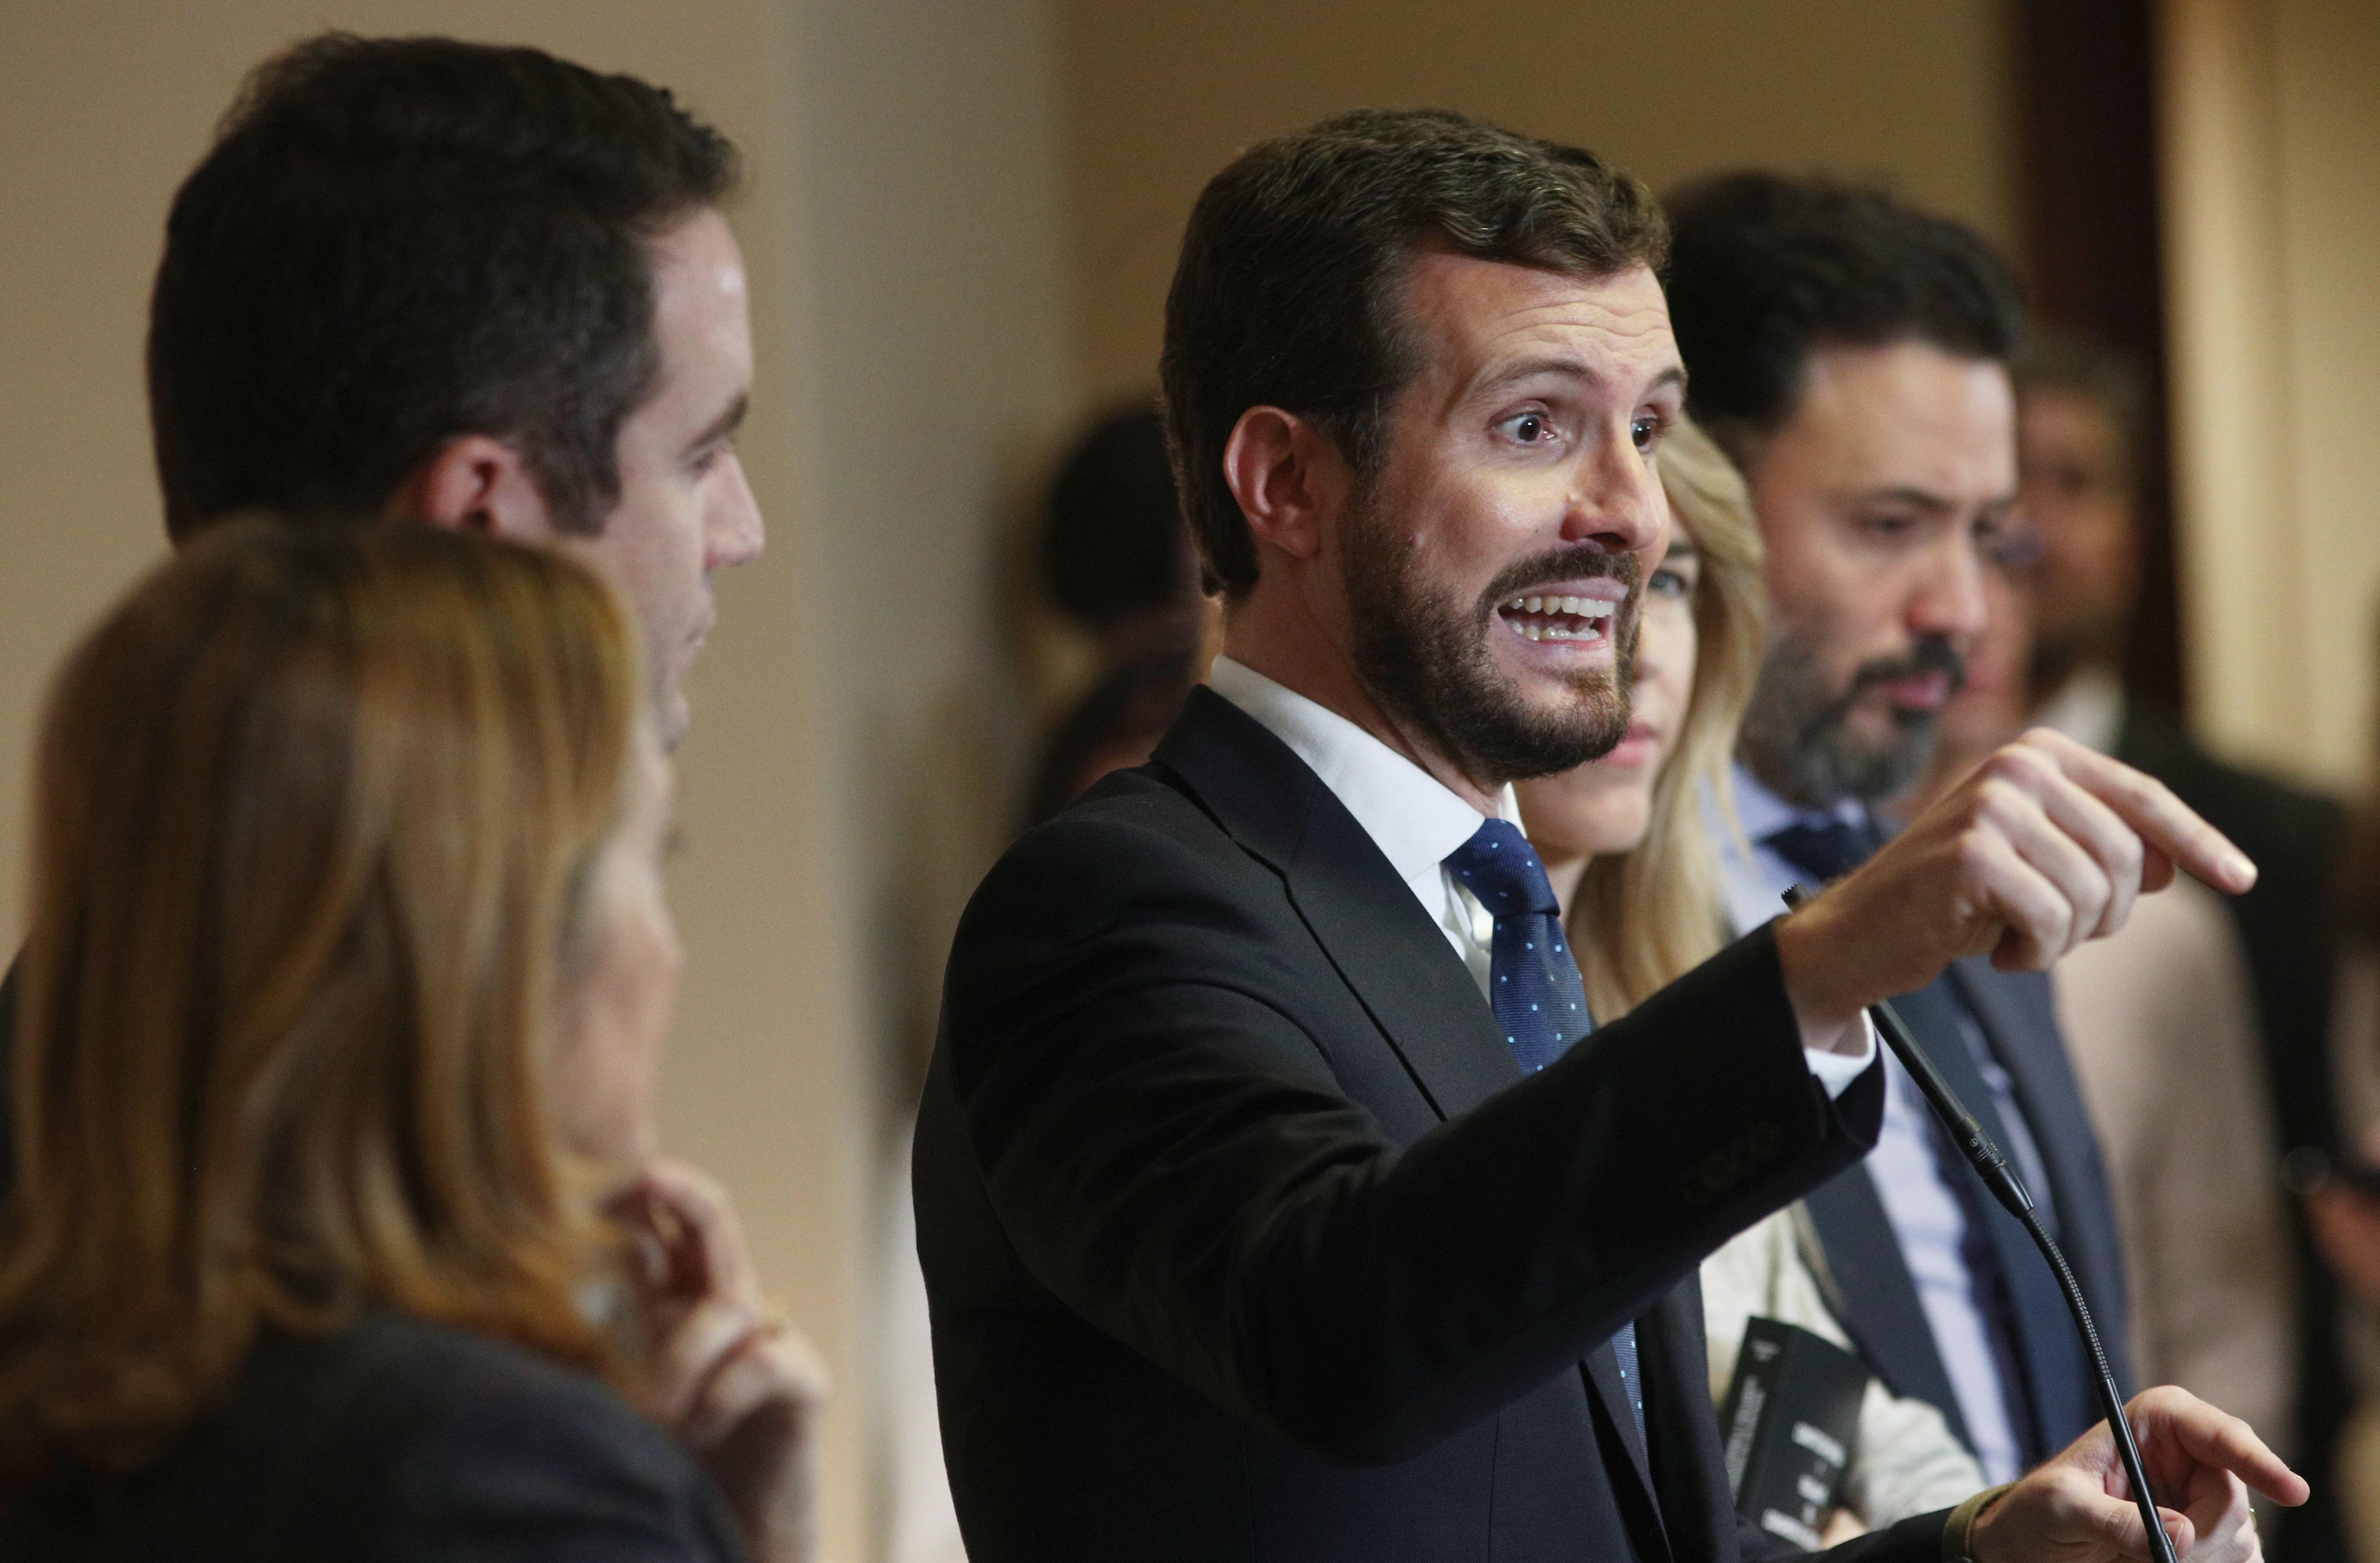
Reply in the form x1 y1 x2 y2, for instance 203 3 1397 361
1798 954 2134 1465
0 1310 747 1561
915 689 1945 1563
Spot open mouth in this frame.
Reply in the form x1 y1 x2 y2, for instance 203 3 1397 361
1496 592 1618 645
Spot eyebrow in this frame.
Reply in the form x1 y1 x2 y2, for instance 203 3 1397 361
1853 485 1957 514
1853 486 2021 517
686 391 749 455
1469 358 1686 402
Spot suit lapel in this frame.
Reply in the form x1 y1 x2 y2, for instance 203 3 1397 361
1282 793 1522 1118
1154 690 1674 1532
1942 960 2109 1442
1946 959 2080 1240
1152 688 1520 1121
1644 1281 1748 1563
1801 1160 1974 1451
1583 1341 1656 1512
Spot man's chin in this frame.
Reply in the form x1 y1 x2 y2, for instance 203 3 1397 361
1455 691 1630 783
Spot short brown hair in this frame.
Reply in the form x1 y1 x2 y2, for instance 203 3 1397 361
150 34 740 541
0 522 639 1484
1160 108 1667 600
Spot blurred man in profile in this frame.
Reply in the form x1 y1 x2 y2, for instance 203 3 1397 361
2017 332 2342 1167
1664 175 2135 1490
2 33 763 1221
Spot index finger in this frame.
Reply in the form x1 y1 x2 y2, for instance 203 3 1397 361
2137 1387 2308 1508
636 1158 760 1302
2023 730 2257 896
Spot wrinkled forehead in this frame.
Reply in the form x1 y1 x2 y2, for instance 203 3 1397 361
1390 252 1679 403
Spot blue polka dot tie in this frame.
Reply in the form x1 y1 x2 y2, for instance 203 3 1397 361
1443 818 1591 1075
1443 818 1643 1445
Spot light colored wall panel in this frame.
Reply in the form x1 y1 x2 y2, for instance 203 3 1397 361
2159 0 2380 792
1062 0 2021 407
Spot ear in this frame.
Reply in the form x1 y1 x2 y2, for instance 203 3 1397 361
387 434 560 540
1221 407 1347 567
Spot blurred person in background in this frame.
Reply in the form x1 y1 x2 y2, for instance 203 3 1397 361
1666 172 2135 1488
1023 405 1210 824
1517 418 1988 1540
0 33 766 1203
2017 332 2347 1561
1890 520 2295 1470
0 525 819 1560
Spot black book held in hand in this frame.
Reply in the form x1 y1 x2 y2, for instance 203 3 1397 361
1717 1316 1871 1551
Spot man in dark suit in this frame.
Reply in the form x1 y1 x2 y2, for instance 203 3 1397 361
916 109 2297 1563
1664 174 2138 1486
0 34 767 1205
2015 329 2351 1563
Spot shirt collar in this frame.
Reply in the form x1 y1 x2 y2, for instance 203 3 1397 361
1207 656 1513 881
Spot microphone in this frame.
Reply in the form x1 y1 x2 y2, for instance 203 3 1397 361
1783 886 2177 1563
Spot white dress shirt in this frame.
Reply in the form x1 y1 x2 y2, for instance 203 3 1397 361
1713 762 2028 1483
1207 657 1873 1094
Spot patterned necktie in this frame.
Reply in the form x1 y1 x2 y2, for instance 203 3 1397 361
1443 819 1591 1074
1443 819 1643 1445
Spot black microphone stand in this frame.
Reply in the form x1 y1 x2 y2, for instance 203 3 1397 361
1784 887 2177 1563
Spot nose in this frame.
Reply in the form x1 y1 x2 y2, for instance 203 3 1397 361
1909 525 1991 644
1559 432 1668 561
707 451 765 571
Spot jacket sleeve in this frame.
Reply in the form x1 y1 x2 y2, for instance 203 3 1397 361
939 807 1886 1464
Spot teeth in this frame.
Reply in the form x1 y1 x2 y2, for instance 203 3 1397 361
1524 596 1543 614
1523 622 1543 641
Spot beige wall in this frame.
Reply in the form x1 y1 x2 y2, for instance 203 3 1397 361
1062 0 2021 407
2159 0 2380 794
0 3 1074 1558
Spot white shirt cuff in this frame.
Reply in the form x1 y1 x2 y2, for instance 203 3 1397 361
1802 1014 1879 1100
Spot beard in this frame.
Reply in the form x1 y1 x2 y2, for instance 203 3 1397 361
1343 495 1640 785
1738 630 1967 806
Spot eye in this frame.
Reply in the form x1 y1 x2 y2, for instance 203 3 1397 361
1632 413 1668 454
1649 565 1695 599
1496 409 1557 446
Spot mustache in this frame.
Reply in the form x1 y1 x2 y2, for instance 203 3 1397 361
1845 636 1967 701
1475 545 1640 623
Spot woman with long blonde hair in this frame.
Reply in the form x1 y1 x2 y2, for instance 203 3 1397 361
0 522 818 1560
1516 419 1984 1537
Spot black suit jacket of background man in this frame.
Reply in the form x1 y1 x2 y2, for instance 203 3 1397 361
914 688 1952 1563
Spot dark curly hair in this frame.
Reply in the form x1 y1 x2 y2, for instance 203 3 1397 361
148 34 740 540
1160 108 1667 600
